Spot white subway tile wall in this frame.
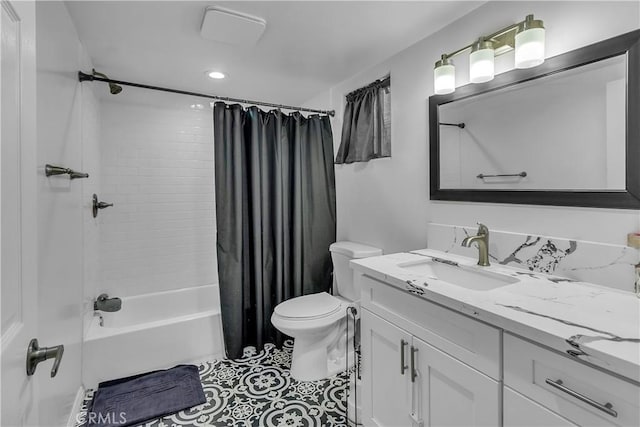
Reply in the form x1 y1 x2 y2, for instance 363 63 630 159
99 101 217 298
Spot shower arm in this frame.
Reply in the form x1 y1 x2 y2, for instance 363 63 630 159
78 71 336 117
91 69 110 80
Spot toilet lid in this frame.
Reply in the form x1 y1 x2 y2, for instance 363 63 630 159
274 292 341 319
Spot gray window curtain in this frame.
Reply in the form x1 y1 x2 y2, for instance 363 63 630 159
213 103 337 359
335 76 391 164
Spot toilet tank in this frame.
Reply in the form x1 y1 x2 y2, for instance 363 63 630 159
330 241 382 302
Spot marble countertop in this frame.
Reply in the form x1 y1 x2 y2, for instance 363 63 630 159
351 249 640 383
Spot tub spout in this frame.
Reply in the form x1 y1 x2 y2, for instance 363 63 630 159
94 293 122 312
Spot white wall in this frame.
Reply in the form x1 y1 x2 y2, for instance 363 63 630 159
314 1 640 255
36 1 100 425
98 94 216 298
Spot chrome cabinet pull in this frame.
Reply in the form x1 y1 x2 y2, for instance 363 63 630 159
400 339 408 375
410 346 418 383
545 379 618 418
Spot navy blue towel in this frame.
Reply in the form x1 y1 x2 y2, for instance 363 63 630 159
87 364 206 427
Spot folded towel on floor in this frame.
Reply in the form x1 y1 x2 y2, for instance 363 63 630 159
87 364 206 427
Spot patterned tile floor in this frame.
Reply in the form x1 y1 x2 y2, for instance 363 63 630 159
77 340 352 427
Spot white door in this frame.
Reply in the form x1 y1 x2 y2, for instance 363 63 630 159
360 309 413 427
1 0 38 425
411 336 500 427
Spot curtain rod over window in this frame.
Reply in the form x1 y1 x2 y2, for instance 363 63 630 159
77 71 335 117
345 75 390 100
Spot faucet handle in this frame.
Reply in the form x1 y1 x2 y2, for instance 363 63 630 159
477 223 489 235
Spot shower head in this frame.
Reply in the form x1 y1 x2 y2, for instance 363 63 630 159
92 68 123 95
109 83 123 95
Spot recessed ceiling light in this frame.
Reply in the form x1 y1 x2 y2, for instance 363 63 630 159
190 103 204 110
207 71 226 79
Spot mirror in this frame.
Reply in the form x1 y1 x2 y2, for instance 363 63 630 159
429 30 640 209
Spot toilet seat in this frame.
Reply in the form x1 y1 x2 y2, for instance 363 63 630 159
274 292 342 320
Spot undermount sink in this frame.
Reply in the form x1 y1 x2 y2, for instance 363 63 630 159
398 258 519 291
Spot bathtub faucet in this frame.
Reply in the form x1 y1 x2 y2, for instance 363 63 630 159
94 293 122 312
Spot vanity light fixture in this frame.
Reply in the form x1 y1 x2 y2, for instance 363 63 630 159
433 14 545 94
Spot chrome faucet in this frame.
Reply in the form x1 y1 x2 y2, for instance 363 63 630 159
461 223 490 267
94 293 122 312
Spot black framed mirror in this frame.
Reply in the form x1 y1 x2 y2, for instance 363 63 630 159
429 29 640 209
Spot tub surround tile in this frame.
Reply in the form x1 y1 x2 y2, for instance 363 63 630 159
427 223 639 293
351 249 640 383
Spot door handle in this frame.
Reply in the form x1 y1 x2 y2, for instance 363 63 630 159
26 338 64 377
400 339 408 375
410 346 418 382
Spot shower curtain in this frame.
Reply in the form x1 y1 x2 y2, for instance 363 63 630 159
213 103 337 359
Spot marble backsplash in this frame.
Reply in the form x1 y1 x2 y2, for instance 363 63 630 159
427 223 639 293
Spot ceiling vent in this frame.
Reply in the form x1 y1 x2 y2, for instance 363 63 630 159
200 6 266 46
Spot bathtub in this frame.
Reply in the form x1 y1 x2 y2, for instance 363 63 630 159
83 284 225 388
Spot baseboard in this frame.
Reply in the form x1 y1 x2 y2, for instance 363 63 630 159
67 386 86 427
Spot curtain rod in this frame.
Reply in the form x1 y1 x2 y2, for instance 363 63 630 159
77 71 335 117
346 74 390 99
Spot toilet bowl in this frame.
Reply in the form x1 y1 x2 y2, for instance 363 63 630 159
271 241 382 381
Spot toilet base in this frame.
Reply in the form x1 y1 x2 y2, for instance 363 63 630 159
290 334 355 381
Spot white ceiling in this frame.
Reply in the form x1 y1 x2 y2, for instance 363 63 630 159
66 1 482 107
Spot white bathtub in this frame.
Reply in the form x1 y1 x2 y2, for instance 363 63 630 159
83 284 225 388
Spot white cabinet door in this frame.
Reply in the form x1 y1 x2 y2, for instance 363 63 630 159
504 386 578 427
412 336 500 427
1 0 39 425
361 309 413 427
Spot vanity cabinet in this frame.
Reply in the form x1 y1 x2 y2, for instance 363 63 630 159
359 274 501 426
358 272 640 427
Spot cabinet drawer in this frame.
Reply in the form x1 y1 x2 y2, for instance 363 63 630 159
504 333 640 427
504 386 578 426
359 273 500 379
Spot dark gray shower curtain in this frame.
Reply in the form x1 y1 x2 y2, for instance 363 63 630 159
213 103 337 359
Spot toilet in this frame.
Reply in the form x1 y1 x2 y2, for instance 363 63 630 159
271 241 382 381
